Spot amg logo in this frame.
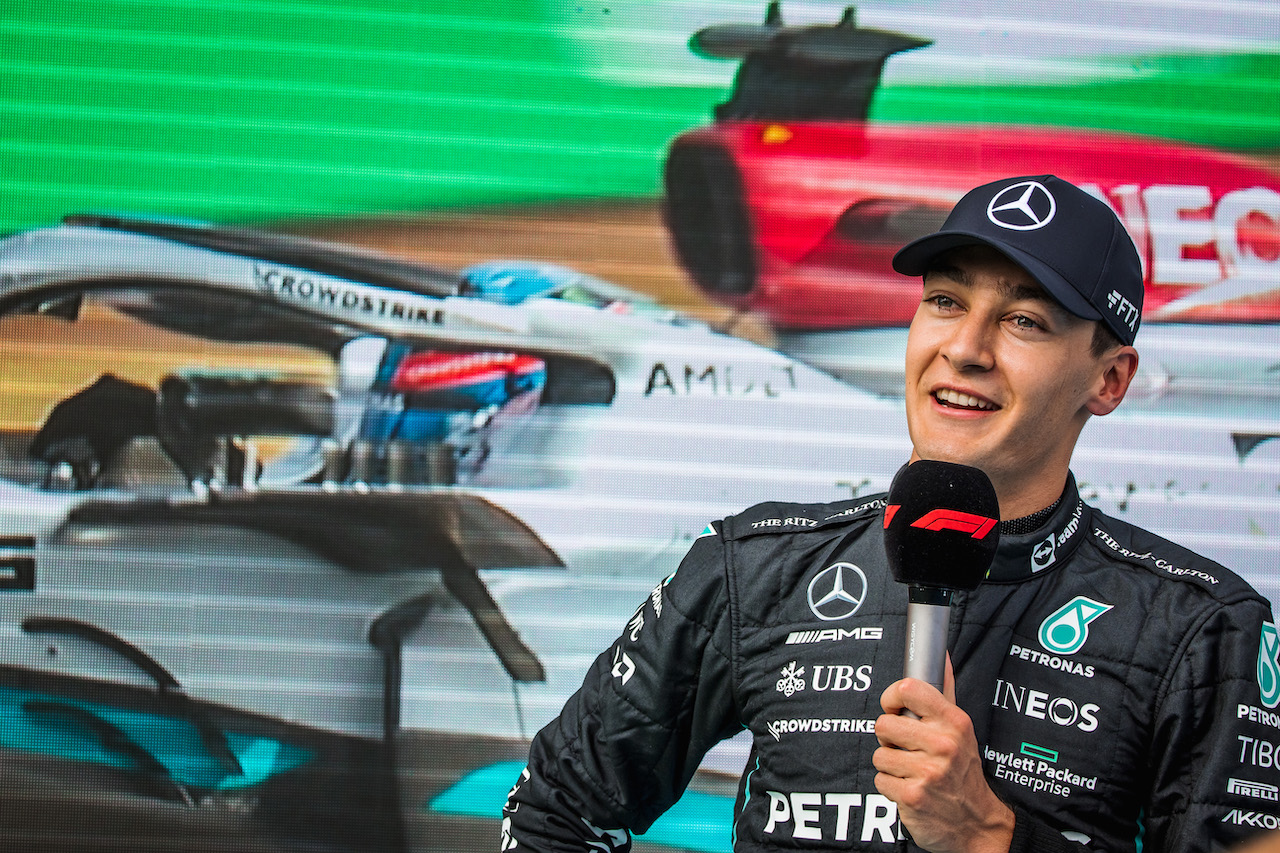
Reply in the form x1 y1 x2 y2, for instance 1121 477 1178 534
786 627 883 644
1229 778 1280 802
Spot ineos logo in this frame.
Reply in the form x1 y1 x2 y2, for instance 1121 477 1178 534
987 181 1056 231
992 678 1099 732
807 562 868 621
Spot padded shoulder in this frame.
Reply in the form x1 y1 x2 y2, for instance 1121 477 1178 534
1089 510 1262 604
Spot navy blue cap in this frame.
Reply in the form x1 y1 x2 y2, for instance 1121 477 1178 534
892 175 1144 345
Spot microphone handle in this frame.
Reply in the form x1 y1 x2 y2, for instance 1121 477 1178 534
902 586 954 717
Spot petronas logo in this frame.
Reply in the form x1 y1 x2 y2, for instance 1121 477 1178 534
1038 596 1113 656
1259 623 1280 709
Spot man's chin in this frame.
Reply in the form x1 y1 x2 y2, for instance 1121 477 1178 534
907 443 990 472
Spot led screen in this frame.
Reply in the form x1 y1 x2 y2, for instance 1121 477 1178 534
2 1 1278 850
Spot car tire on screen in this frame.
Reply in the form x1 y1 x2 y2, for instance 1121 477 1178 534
663 143 757 298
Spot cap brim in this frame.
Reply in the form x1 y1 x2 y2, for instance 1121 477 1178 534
892 230 1102 322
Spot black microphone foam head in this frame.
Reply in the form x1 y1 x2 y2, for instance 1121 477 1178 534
883 460 1000 590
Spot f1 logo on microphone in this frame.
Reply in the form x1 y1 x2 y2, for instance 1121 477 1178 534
885 506 997 540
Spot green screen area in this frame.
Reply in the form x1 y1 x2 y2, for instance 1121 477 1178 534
3 0 1278 231
873 52 1280 149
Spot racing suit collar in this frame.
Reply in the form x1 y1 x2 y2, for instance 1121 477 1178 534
985 473 1090 582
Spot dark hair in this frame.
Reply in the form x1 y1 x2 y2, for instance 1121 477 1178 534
1090 321 1124 357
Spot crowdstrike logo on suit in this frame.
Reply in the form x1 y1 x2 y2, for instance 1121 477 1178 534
766 717 878 741
1039 596 1112 656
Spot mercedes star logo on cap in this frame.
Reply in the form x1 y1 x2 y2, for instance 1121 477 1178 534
987 180 1056 231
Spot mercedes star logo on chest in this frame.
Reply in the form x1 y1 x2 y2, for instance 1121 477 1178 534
807 562 868 621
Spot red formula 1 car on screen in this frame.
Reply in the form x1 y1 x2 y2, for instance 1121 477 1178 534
664 3 1280 338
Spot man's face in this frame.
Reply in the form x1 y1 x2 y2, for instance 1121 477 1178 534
903 245 1122 516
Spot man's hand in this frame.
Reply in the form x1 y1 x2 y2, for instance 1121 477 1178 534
873 656 1014 853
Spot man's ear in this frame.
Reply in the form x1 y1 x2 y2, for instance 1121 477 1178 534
1086 346 1139 416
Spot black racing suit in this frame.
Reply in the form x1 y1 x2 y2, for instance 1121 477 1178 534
503 475 1280 852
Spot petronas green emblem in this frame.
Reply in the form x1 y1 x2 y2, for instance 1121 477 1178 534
1259 623 1280 709
1038 596 1113 656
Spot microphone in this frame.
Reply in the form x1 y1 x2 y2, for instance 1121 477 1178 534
883 460 1000 700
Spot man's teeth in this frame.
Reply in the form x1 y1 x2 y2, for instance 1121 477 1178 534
935 389 995 410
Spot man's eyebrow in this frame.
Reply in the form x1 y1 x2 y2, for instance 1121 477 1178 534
923 260 970 285
923 261 1055 307
997 280 1055 306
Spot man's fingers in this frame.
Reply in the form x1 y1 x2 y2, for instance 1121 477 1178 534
874 712 906 748
872 741 910 775
880 676 949 720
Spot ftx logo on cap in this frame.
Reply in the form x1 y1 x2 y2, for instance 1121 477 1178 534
892 175 1144 346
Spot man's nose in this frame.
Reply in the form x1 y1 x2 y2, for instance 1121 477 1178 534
942 313 996 371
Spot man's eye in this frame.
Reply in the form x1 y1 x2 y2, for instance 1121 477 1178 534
928 295 957 310
1010 314 1041 330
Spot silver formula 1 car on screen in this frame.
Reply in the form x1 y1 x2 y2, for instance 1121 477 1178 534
0 214 916 852
0 214 1276 852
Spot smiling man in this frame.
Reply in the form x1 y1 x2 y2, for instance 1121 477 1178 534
502 176 1279 853
894 176 1142 522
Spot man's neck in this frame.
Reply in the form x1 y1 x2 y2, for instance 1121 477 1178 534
1000 495 1063 535
992 472 1071 522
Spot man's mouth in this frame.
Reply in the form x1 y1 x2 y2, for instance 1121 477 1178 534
934 388 997 411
